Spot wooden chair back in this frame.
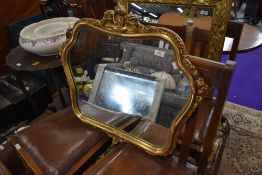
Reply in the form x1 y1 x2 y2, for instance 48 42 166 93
189 21 243 61
178 55 235 173
226 20 244 61
142 22 187 42
189 27 210 58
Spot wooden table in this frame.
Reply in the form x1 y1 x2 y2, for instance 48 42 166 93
159 12 212 30
158 12 262 53
5 47 61 71
5 46 67 108
223 23 262 53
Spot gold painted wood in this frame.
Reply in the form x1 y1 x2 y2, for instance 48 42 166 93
123 0 232 61
60 1 209 156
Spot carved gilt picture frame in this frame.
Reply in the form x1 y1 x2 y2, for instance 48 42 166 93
122 0 232 61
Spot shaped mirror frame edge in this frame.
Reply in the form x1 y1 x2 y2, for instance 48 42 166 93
123 0 232 62
60 1 210 156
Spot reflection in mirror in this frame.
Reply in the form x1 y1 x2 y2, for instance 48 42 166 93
68 27 190 146
128 3 213 56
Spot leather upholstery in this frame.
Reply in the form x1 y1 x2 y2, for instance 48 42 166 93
84 120 195 175
84 143 195 175
131 120 169 146
13 108 107 175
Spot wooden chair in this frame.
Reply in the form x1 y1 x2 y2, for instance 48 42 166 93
189 20 243 61
181 55 235 174
82 55 236 175
189 27 210 58
226 20 244 61
40 0 83 18
8 104 140 175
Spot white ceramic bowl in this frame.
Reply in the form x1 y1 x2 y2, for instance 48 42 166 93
19 17 79 56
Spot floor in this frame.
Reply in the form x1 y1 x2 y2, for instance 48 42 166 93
222 3 262 110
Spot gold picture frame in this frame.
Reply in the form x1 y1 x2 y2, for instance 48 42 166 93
123 0 232 61
60 1 209 156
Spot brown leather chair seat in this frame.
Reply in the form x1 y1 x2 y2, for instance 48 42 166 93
11 108 108 175
83 121 196 175
84 143 195 175
130 120 170 146
10 102 140 175
11 103 139 174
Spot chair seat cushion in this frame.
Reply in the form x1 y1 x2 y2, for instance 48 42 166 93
84 143 195 175
130 120 170 146
12 108 107 175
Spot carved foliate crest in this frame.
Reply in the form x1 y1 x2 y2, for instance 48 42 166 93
96 0 153 33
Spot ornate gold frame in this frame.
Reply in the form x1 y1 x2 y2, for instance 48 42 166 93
123 0 232 61
60 1 209 156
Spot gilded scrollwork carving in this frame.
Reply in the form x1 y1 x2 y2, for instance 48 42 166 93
123 0 217 6
85 1 153 33
107 132 126 145
207 0 232 61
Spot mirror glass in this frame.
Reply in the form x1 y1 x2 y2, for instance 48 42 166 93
128 3 213 56
68 26 191 147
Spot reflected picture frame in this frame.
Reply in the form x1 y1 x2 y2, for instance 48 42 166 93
122 0 232 61
88 64 166 121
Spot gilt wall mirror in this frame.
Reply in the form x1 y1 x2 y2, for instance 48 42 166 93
122 0 232 61
60 1 208 155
